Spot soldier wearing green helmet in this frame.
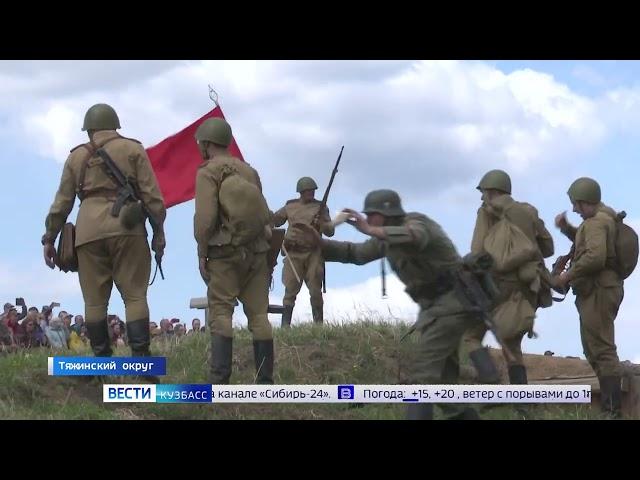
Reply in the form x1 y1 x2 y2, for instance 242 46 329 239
294 189 487 420
194 117 274 385
554 177 624 417
272 176 334 327
42 103 166 363
463 169 554 387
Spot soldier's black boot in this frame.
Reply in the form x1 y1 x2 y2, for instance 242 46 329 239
508 365 533 419
311 304 324 324
210 334 233 384
469 348 501 384
127 318 152 356
599 376 622 418
86 319 113 357
281 305 294 328
253 339 274 384
82 319 112 384
126 318 160 383
508 365 528 384
406 404 434 420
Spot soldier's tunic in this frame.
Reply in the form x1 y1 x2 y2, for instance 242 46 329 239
561 203 623 377
194 154 272 340
272 199 334 318
44 130 166 325
322 212 484 418
463 194 554 366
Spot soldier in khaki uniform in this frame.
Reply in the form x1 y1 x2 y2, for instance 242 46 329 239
297 190 488 420
272 177 334 327
462 170 554 385
194 117 274 384
554 177 624 417
42 104 166 359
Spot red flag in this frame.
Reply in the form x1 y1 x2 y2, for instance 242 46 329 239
146 106 244 208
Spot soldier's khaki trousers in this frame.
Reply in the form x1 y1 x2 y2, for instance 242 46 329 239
462 280 536 367
576 284 624 377
206 247 273 340
411 310 481 419
282 248 324 310
462 322 526 367
77 235 150 325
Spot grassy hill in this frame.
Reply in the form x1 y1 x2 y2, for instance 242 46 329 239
0 322 605 420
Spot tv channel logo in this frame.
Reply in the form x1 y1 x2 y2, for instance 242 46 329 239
103 384 156 402
338 385 355 400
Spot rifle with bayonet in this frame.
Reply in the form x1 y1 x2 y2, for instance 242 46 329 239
312 145 344 293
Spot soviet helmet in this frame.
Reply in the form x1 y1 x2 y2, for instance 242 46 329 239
82 103 121 131
567 177 601 204
296 177 318 192
194 118 232 147
476 169 511 194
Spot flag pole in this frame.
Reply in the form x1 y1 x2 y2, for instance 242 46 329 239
208 85 219 107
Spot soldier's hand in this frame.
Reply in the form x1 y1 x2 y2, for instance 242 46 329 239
342 208 371 235
554 211 568 230
199 258 210 284
152 233 166 258
43 244 57 269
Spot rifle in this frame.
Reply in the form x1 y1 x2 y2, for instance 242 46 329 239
455 267 515 363
312 145 344 293
95 148 165 283
550 244 575 301
399 254 514 364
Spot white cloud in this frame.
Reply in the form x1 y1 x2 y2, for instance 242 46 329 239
0 59 620 201
572 64 608 88
288 274 418 325
22 103 83 162
210 273 418 328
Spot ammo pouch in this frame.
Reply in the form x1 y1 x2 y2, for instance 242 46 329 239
119 199 146 230
55 222 78 273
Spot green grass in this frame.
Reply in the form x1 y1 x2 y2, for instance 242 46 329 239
0 322 605 420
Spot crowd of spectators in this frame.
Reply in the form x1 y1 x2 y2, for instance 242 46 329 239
0 297 204 354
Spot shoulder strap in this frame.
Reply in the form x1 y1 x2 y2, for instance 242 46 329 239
76 135 122 200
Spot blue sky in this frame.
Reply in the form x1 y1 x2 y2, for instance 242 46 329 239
0 60 638 363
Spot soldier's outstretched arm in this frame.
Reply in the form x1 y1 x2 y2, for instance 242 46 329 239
322 237 385 265
384 218 430 249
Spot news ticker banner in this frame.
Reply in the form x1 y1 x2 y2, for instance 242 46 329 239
48 357 166 376
103 384 592 404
